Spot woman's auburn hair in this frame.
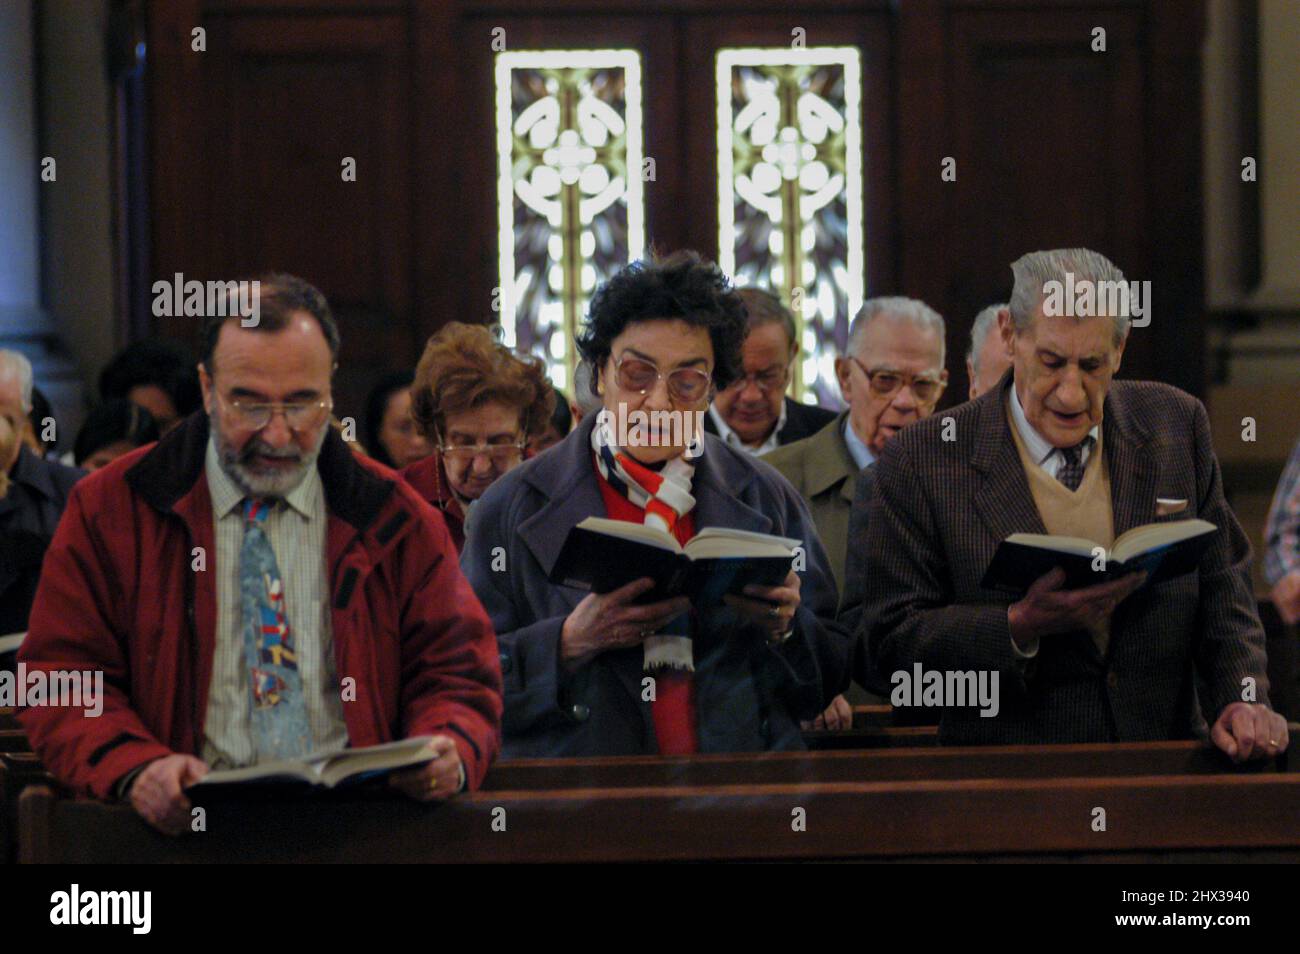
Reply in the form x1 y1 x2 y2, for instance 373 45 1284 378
410 322 555 441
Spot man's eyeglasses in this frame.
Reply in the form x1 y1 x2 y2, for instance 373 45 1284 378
614 355 712 403
849 357 945 405
725 365 789 394
219 394 332 431
437 436 527 464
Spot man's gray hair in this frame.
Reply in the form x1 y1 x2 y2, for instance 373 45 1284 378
1008 248 1129 343
0 349 34 414
966 303 1006 374
847 296 946 365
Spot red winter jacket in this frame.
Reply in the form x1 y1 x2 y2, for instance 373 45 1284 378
17 413 502 799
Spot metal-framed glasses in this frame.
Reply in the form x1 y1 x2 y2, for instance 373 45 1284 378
849 357 945 406
725 364 790 394
613 355 712 403
219 393 333 431
437 434 528 465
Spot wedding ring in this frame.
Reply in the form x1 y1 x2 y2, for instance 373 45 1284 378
427 776 439 793
1269 739 1279 746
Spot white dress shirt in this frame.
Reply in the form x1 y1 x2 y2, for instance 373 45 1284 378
709 400 787 456
1008 383 1099 477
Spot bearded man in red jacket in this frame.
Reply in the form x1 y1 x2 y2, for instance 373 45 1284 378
18 274 502 835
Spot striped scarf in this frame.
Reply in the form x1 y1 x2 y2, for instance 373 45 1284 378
591 411 697 671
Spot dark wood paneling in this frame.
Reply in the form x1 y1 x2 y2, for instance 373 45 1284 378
1143 0 1207 396
146 0 1209 424
204 11 413 415
911 3 1150 403
150 3 415 417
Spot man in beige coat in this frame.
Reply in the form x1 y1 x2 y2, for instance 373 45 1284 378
765 297 948 601
765 298 947 710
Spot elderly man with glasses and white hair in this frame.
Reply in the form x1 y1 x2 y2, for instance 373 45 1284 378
767 296 947 719
858 247 1285 759
768 297 947 599
0 349 83 655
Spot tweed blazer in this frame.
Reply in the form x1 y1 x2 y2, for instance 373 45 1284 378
863 371 1271 745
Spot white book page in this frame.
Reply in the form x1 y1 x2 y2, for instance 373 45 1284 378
689 526 801 549
575 516 682 553
1111 519 1215 564
1004 532 1101 559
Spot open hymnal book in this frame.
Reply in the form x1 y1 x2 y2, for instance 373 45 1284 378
980 518 1216 594
187 736 436 792
549 517 800 603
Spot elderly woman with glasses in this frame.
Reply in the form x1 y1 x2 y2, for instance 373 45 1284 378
403 322 554 552
461 251 850 758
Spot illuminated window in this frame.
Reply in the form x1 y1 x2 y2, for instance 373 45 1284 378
717 47 863 405
495 50 645 392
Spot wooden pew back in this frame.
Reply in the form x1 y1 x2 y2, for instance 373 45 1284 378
18 737 1300 864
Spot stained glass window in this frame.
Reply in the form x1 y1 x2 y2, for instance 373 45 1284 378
717 47 863 405
495 50 645 392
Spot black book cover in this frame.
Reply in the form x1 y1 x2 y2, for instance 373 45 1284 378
548 524 794 603
980 529 1214 595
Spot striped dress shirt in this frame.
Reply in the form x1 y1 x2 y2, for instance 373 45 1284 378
201 439 349 768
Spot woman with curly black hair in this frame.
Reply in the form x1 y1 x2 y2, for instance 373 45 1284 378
462 250 849 758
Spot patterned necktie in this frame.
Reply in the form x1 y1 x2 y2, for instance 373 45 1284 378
1056 438 1092 492
240 498 310 761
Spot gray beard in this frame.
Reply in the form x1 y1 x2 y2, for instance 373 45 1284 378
212 412 327 498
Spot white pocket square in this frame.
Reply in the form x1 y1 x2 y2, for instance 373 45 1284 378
1156 498 1189 516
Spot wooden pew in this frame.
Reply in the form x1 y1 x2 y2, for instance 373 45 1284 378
0 729 30 753
0 708 18 732
481 738 1293 791
18 739 1300 863
0 752 55 864
805 723 938 749
853 704 892 728
20 771 1300 863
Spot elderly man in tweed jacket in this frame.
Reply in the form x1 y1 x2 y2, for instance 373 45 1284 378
861 248 1286 760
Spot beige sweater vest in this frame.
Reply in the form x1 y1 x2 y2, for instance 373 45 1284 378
1007 399 1116 654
